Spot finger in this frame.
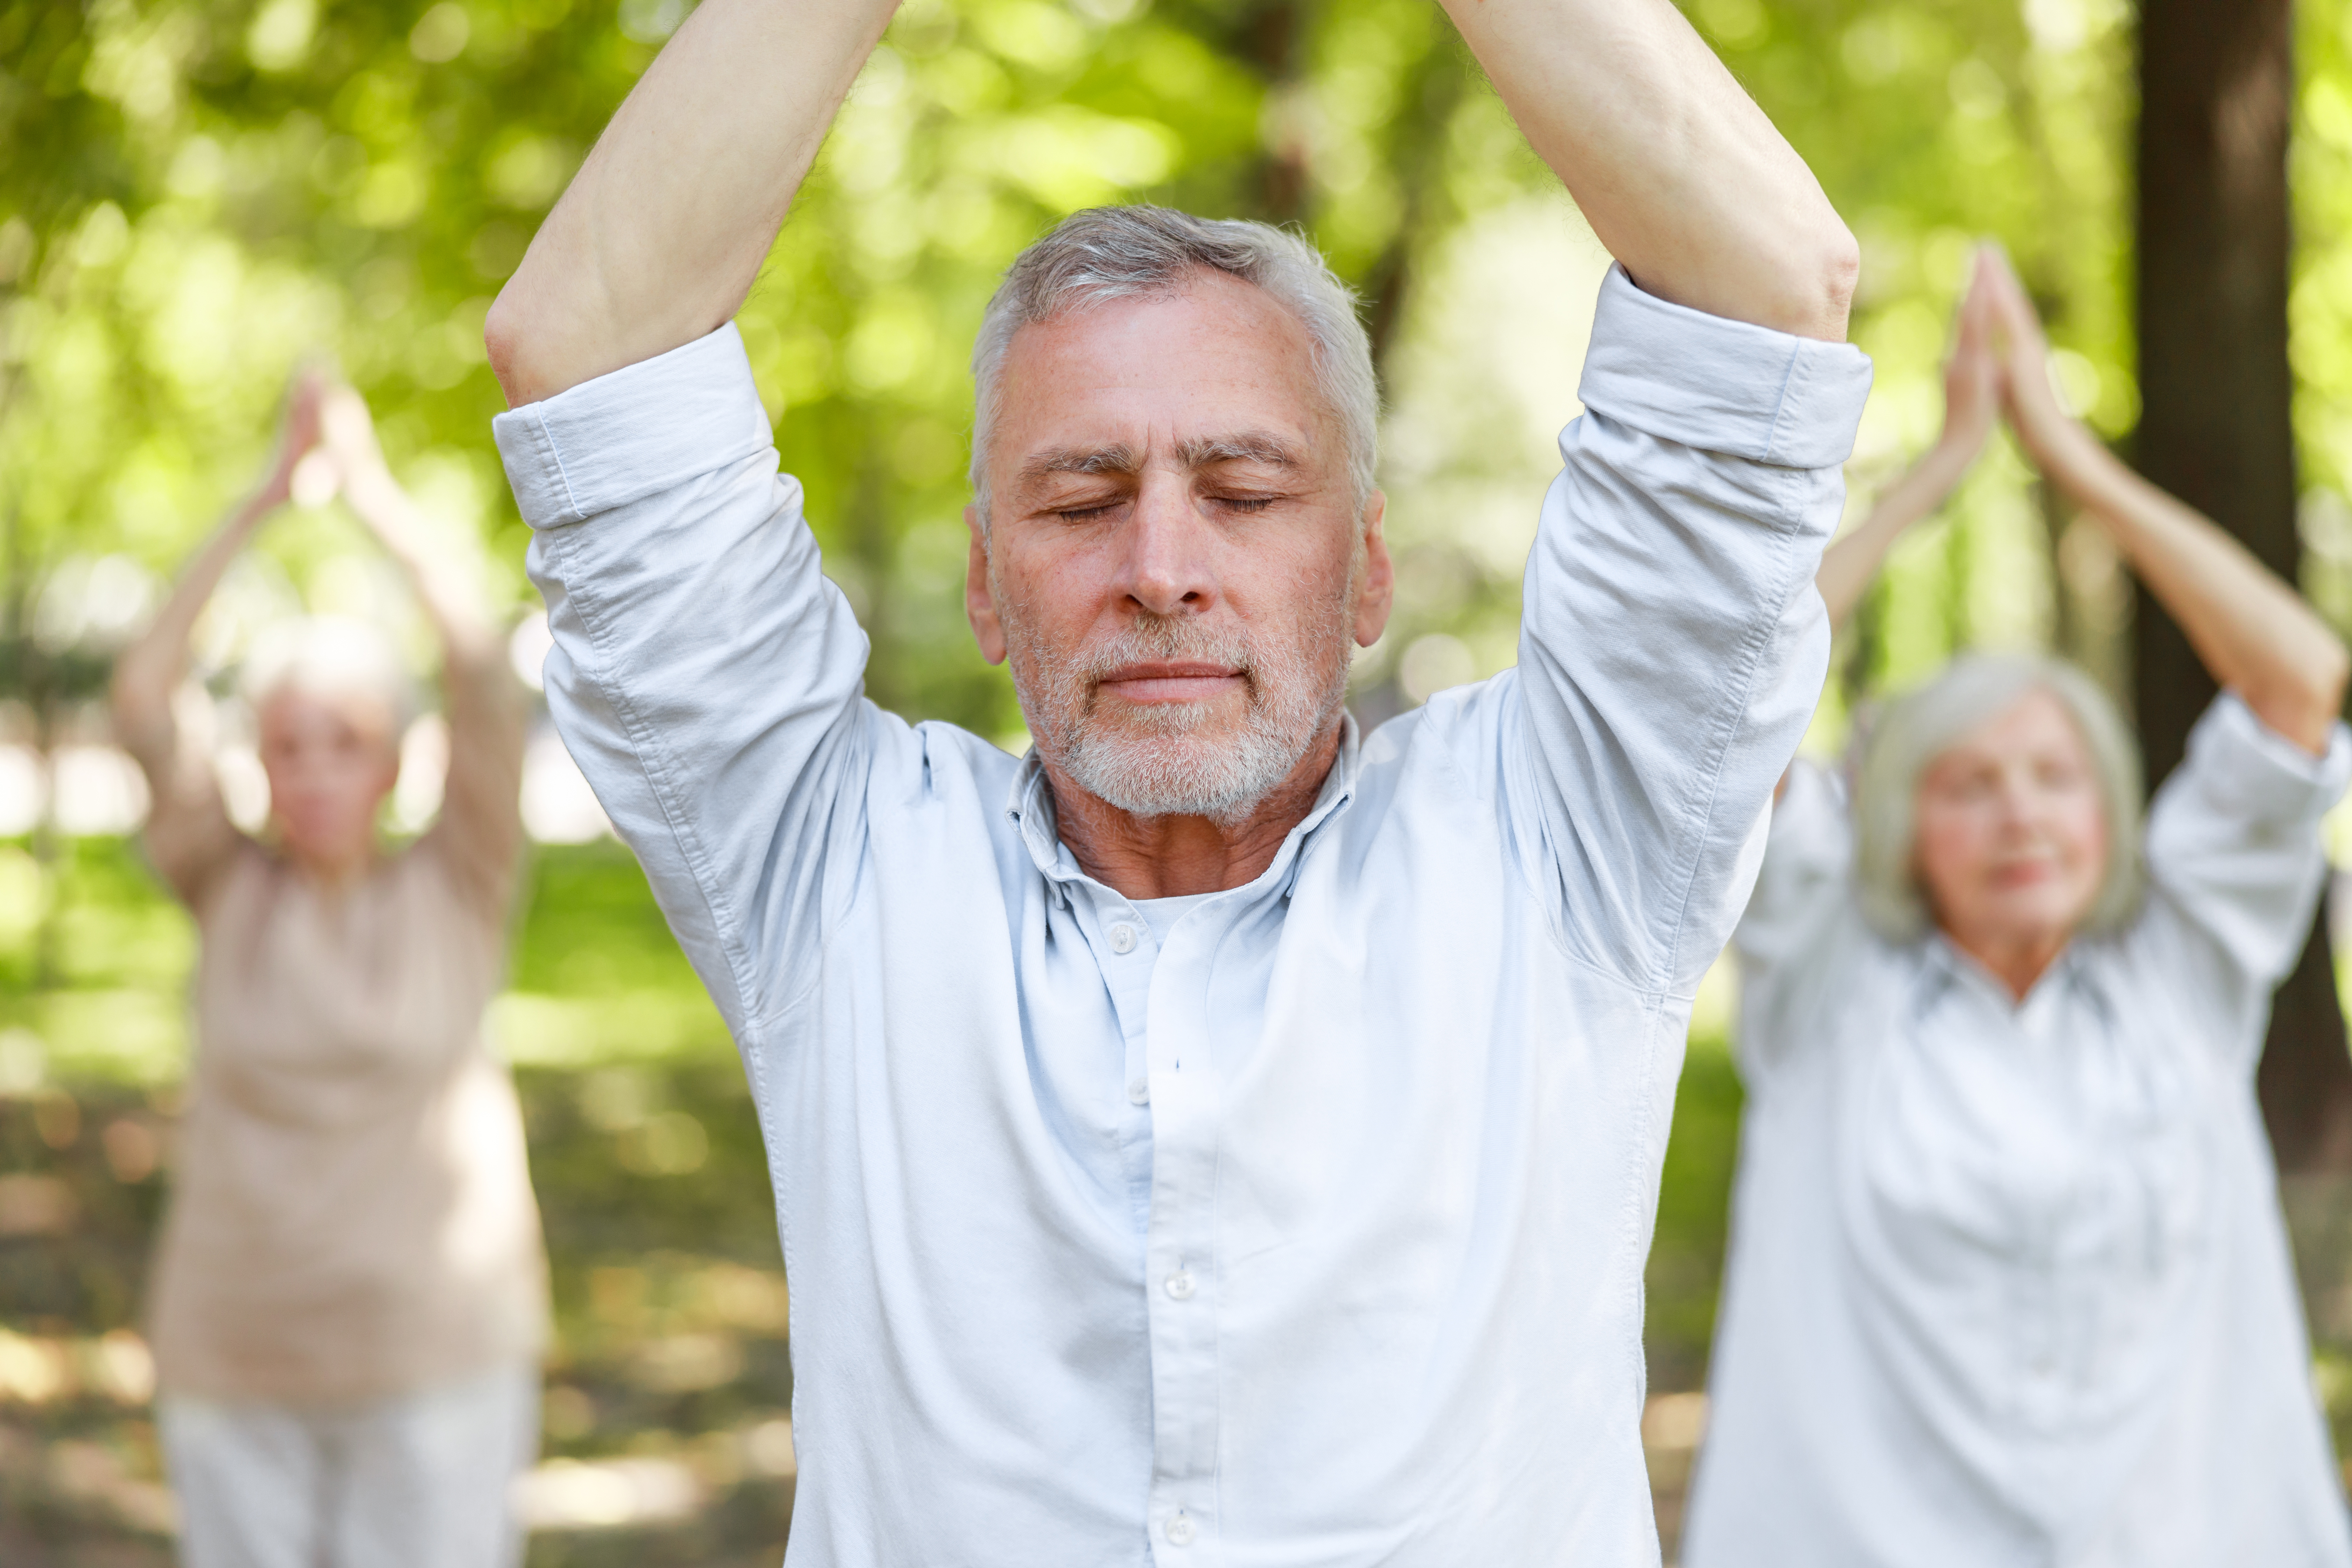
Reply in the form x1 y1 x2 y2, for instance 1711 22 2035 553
1954 248 1997 344
1980 247 2045 352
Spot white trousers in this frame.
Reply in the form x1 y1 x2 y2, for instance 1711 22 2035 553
159 1361 539 1568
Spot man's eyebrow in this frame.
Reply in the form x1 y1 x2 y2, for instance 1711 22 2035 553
1176 432 1304 470
1012 432 1305 488
1016 444 1143 485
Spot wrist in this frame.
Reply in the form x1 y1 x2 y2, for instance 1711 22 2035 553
1927 427 1984 469
2035 418 2116 492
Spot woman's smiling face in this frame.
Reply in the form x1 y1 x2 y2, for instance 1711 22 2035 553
1912 686 2110 965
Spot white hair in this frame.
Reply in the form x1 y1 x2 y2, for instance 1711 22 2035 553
1852 652 2145 942
968 205 1380 524
239 616 419 738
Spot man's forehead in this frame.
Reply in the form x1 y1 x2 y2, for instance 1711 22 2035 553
985 282 1343 492
996 281 1320 403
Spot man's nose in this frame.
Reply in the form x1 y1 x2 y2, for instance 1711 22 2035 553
1121 473 1217 617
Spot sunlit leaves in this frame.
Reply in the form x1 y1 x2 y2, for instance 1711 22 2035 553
4 0 2351 744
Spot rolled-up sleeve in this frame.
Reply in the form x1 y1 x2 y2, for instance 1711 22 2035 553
1510 266 1871 997
494 323 872 1042
2129 693 2352 1066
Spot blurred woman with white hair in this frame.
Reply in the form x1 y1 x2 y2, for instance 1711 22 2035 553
1681 251 2352 1565
110 374 545 1568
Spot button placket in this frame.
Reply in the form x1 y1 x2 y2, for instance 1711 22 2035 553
1142 938 1221 1551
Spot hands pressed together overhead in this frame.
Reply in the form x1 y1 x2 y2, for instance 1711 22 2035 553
1820 245 2349 757
250 369 408 539
1928 245 2118 485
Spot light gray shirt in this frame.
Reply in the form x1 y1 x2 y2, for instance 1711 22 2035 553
1685 695 2352 1568
493 266 1871 1567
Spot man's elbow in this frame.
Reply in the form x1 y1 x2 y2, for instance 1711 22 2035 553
2310 634 2352 733
482 287 542 409
1790 221 1860 343
1819 223 1861 331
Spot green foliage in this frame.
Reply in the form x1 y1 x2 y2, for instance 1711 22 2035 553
2298 0 2352 629
8 9 2352 1537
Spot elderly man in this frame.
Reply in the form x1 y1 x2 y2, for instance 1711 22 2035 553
485 0 1865 1556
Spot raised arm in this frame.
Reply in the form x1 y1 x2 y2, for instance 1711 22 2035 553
1448 0 1871 992
483 0 901 405
1987 255 2350 756
321 386 504 670
1815 255 1997 629
112 374 325 901
487 0 887 1041
320 386 525 912
1437 0 1855 339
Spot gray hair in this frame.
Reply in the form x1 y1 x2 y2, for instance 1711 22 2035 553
1852 652 2145 942
240 616 420 739
968 205 1380 524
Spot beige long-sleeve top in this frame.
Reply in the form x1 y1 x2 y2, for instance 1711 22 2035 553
138 651 546 1405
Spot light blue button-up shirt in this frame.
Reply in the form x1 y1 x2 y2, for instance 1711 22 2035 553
494 267 1870 1566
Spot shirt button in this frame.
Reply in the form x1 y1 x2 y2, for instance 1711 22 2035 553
1164 1512 1197 1546
1127 1079 1150 1106
1108 923 1137 955
1164 1269 1196 1300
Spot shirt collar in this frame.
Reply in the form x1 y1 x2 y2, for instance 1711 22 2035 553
1003 714 1363 900
1916 930 2095 1025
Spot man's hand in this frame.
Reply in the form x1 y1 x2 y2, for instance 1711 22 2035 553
1437 0 1856 340
485 0 902 406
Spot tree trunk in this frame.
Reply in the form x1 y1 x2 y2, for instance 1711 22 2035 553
2137 0 2352 1171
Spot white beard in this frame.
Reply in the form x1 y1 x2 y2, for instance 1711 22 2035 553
1006 602 1352 825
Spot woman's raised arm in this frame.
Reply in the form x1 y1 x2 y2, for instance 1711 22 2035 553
114 373 325 771
111 373 326 900
1815 252 1998 630
320 386 525 912
1987 254 2348 756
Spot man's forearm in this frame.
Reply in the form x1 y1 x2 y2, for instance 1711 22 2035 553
486 0 900 406
1438 0 1855 341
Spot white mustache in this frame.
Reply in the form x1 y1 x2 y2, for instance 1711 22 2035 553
1065 618 1260 692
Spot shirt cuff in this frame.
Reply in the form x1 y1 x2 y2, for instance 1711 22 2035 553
1575 265 1874 470
2184 691 2352 822
491 322 773 529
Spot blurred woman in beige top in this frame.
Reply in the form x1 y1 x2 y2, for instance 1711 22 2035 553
111 373 546 1568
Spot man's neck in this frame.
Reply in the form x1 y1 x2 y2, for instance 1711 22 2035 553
1043 723 1345 899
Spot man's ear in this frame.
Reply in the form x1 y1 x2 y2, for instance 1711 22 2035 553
965 504 1007 665
1353 489 1394 648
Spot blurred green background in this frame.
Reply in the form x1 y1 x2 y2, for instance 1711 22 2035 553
6 0 2352 1561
